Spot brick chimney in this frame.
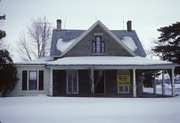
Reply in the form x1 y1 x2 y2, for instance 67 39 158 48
57 19 62 29
127 21 132 32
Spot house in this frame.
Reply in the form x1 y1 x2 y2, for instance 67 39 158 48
11 20 179 97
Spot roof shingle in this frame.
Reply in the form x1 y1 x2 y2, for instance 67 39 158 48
50 29 146 57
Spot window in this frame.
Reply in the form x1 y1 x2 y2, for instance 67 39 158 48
67 70 78 94
92 36 105 53
22 70 44 91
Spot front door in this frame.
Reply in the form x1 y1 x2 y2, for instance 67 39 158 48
94 70 105 94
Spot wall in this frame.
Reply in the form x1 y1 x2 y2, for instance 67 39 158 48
8 65 50 96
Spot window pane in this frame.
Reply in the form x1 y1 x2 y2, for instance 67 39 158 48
96 37 101 44
29 71 37 90
96 44 101 53
92 41 96 53
39 71 44 90
22 71 27 90
119 86 123 92
124 86 129 92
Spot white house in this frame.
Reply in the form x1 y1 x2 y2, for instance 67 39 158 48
10 20 179 97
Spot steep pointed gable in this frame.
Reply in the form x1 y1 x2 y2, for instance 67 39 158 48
59 20 135 57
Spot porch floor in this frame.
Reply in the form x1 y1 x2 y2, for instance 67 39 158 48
94 93 172 98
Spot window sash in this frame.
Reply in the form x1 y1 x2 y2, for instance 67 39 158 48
29 71 37 90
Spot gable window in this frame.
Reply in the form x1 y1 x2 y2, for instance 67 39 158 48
67 70 78 94
92 36 105 53
22 70 44 91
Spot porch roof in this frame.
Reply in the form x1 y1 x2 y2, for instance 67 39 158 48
47 56 178 68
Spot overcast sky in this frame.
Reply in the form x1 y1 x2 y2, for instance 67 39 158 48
1 0 180 61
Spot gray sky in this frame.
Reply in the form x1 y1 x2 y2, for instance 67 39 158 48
1 0 180 61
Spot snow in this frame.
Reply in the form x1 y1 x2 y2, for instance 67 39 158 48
122 36 137 51
0 86 180 123
56 38 76 52
56 36 137 53
15 56 178 67
48 56 175 66
15 56 53 65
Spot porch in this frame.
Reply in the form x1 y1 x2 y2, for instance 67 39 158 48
48 69 176 97
47 56 178 97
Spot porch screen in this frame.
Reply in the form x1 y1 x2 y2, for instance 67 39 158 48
67 70 78 94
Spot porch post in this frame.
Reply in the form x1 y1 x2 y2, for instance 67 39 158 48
153 71 157 94
162 70 165 95
133 69 137 97
50 68 53 96
171 68 176 97
91 69 95 96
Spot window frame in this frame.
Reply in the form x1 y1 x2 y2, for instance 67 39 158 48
92 36 105 53
22 70 44 91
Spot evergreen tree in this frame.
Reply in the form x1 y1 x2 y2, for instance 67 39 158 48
0 13 17 96
153 22 180 75
0 50 18 96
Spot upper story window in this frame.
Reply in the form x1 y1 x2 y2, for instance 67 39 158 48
92 36 105 53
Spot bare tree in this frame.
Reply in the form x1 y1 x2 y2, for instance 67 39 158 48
18 17 51 60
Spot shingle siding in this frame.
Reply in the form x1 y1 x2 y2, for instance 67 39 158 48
64 25 132 57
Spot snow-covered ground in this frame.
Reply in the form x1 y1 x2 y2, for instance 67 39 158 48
0 85 180 123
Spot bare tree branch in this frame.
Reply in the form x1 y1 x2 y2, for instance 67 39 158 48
17 17 51 61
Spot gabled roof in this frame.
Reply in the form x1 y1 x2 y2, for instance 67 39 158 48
50 21 146 57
